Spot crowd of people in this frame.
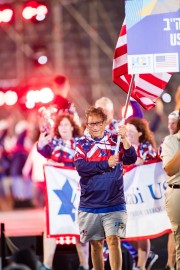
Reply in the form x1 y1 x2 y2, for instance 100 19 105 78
37 113 89 270
0 79 180 270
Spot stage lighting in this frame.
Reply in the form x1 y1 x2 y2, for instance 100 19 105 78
37 55 48 65
0 6 14 23
22 1 48 22
26 100 35 109
161 92 172 103
26 87 54 105
0 91 5 106
39 87 54 103
5 91 18 106
32 45 49 66
56 236 76 245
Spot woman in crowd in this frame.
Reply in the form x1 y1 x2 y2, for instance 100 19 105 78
37 113 89 270
125 117 157 270
161 110 180 270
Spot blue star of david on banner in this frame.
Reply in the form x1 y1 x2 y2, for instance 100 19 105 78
53 179 76 222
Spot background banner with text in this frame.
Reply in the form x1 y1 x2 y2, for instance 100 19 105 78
125 0 180 74
124 161 172 240
44 162 172 239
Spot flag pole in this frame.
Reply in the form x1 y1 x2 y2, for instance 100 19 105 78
115 74 135 155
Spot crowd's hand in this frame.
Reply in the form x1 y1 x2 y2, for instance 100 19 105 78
38 131 52 149
118 125 127 139
108 155 119 167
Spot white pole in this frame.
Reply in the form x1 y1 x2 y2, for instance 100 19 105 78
114 74 135 155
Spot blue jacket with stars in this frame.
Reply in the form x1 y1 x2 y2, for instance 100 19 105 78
37 137 77 167
74 130 137 212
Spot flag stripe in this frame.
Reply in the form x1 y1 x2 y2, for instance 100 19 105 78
113 55 127 73
112 19 172 110
137 77 163 97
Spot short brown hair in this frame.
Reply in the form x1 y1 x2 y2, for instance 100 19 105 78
85 107 107 122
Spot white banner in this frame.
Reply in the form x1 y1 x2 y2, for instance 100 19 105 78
124 161 172 240
44 161 172 239
44 165 80 237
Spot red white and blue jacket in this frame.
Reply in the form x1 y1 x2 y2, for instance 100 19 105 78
37 137 77 167
137 141 157 161
74 130 137 212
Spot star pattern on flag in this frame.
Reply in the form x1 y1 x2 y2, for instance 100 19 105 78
53 179 76 222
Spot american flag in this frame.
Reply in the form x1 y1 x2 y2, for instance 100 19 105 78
112 20 172 110
155 54 178 68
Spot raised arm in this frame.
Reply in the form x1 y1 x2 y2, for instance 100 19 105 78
37 132 52 158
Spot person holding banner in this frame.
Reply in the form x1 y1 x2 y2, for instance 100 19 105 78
37 113 89 270
125 117 157 270
74 107 137 270
161 110 180 270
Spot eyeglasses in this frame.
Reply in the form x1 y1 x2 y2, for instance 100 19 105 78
87 120 104 128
